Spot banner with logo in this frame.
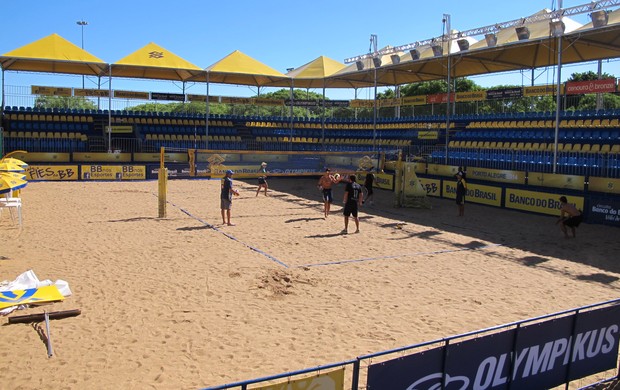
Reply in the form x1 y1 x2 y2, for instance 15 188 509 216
350 99 374 108
417 131 438 140
402 95 427 106
253 368 344 390
588 195 620 226
427 164 459 178
114 90 149 99
443 181 502 207
73 152 132 163
418 177 441 197
468 167 525 185
367 304 620 390
523 84 565 97
25 165 79 181
133 153 188 162
505 188 584 216
31 86 71 97
486 87 522 99
74 88 110 97
456 91 486 102
427 93 455 104
402 162 431 208
565 79 616 95
81 165 145 180
589 177 620 195
8 152 70 163
528 172 584 191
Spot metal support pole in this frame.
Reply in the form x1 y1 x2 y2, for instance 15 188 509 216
444 14 452 165
206 72 210 150
108 65 112 153
373 66 378 152
289 79 294 152
552 9 563 174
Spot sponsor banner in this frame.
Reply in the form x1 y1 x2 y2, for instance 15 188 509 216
413 162 426 174
25 165 79 181
8 152 70 163
221 96 253 105
444 181 502 206
378 98 401 108
254 368 344 390
241 154 290 164
456 91 486 102
588 176 620 195
427 164 459 178
417 131 438 140
529 172 584 191
114 90 149 99
588 196 620 226
151 92 185 101
468 167 525 185
254 98 284 106
31 85 72 97
523 84 565 97
74 88 110 97
565 79 616 95
402 95 427 106
73 152 132 163
486 87 523 99
375 173 393 190
81 165 146 180
324 100 350 108
367 305 620 390
427 93 455 104
505 188 584 216
133 153 188 162
147 164 192 179
195 153 242 163
350 99 374 108
105 125 133 134
82 165 122 180
285 99 319 107
418 177 441 197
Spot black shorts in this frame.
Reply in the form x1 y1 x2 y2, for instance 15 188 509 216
258 177 266 185
343 201 358 217
456 194 465 205
563 214 583 227
365 184 373 196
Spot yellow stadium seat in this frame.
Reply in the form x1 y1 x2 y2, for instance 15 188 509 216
611 145 620 153
571 144 581 152
580 144 591 153
523 142 533 150
601 144 610 153
589 144 600 153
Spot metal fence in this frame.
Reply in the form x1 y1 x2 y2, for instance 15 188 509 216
199 298 620 390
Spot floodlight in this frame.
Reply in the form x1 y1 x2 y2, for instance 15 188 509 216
590 10 609 27
457 39 469 51
485 33 498 47
515 26 530 40
390 54 401 65
372 57 382 68
549 20 565 37
431 43 443 57
356 61 364 71
410 49 421 60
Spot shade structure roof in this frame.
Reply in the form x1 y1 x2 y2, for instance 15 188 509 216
111 42 203 81
188 50 289 87
277 56 347 88
0 33 107 76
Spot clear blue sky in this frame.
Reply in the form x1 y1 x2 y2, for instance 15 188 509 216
1 0 618 102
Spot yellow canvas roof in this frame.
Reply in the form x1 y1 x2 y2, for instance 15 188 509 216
279 56 347 88
112 42 203 81
189 50 288 86
0 33 107 75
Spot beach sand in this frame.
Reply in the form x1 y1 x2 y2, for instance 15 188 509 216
1 177 618 389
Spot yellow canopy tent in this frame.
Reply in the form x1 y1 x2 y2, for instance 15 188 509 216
0 33 107 76
111 42 203 81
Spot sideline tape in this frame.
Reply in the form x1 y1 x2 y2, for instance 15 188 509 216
297 243 503 268
161 195 289 268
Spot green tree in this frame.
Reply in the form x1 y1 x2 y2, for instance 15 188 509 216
34 95 97 110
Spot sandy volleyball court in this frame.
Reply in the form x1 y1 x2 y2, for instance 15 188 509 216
1 177 618 389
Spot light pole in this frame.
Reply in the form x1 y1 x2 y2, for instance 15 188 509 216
76 20 88 89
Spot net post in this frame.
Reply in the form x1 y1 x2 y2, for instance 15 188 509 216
158 147 167 218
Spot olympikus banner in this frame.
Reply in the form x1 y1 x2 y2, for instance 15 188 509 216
486 87 523 99
565 79 617 95
151 92 185 101
367 304 620 389
285 99 320 107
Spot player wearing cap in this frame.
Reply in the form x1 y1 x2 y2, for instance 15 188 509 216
221 170 240 226
256 162 268 197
